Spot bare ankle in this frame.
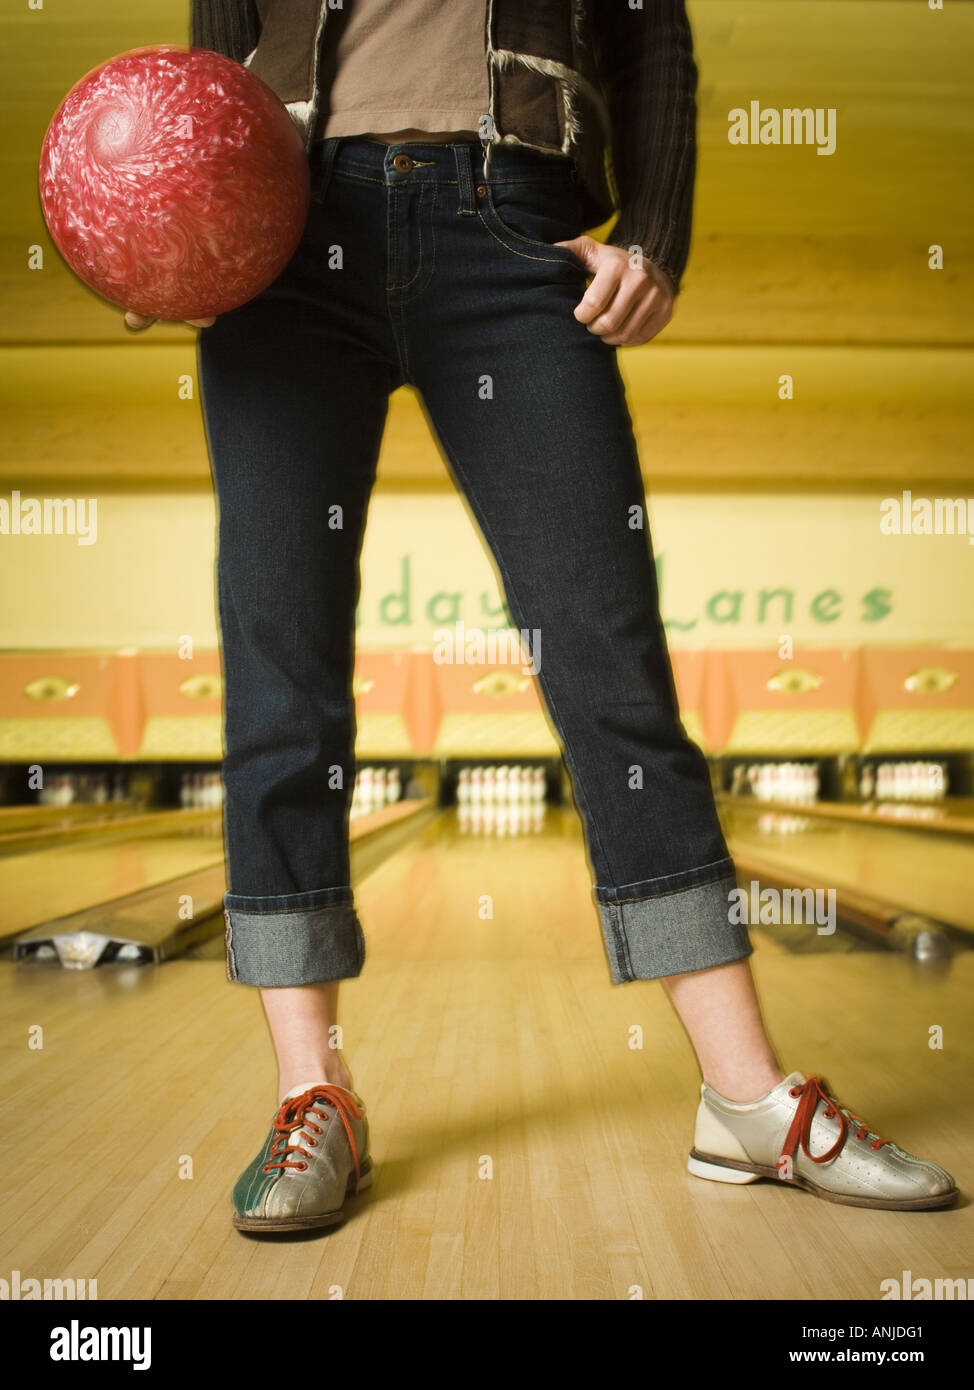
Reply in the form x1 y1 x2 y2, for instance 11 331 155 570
704 1066 785 1104
278 1058 354 1102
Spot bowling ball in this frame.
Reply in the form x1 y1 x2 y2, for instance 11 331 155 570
38 45 310 320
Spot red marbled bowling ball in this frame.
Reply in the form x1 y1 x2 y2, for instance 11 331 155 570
39 45 310 320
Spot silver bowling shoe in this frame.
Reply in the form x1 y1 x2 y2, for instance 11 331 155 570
233 1083 373 1232
688 1071 957 1210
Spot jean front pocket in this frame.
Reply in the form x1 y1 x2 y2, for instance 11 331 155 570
477 176 586 268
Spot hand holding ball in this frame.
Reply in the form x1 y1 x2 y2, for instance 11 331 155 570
39 46 311 324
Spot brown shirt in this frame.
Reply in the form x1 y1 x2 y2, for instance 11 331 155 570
312 0 488 143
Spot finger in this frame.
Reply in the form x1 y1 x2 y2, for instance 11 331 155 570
601 303 666 347
186 317 216 328
585 275 651 337
124 310 156 330
606 288 672 343
572 263 625 325
600 287 668 345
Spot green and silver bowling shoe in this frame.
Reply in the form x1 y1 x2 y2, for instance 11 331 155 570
233 1082 373 1232
688 1071 957 1210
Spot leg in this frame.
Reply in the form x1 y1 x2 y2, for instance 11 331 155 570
662 960 783 1101
401 143 956 1209
408 149 751 992
197 137 399 992
416 312 772 1085
197 135 400 1061
198 138 399 1227
260 982 353 1102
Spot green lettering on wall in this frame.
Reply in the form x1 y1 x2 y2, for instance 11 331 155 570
706 591 744 624
811 588 842 623
861 588 893 623
380 556 412 625
426 592 462 623
658 553 697 631
480 593 509 622
757 588 794 624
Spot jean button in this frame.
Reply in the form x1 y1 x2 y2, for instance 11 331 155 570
393 154 414 173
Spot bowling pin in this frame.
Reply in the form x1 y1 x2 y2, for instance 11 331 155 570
532 767 545 803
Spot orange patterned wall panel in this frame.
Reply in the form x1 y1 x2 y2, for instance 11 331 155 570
353 649 424 755
136 651 223 758
859 648 974 752
669 650 708 752
2 647 972 761
0 652 120 758
704 648 861 754
428 647 555 756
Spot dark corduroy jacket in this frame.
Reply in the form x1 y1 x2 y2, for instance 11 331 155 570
190 0 698 290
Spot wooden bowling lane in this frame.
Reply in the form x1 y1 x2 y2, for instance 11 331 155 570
0 823 225 937
0 805 222 858
1 804 970 1301
0 801 138 834
0 797 436 941
721 802 974 934
720 792 974 840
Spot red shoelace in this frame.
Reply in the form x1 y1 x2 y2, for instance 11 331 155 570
262 1084 363 1193
781 1074 890 1166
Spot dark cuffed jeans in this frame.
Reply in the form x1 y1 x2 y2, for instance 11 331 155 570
197 136 752 988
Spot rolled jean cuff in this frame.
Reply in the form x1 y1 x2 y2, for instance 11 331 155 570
593 857 752 983
223 886 365 986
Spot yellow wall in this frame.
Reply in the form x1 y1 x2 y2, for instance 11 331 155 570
2 489 972 651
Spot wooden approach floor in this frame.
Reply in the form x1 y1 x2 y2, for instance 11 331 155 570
0 808 971 1301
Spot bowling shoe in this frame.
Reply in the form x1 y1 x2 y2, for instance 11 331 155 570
688 1071 957 1210
232 1083 372 1232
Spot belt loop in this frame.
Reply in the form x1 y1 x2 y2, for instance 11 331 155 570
313 136 340 205
453 144 477 215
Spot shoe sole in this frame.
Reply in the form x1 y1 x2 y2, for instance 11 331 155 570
688 1148 958 1211
233 1158 374 1233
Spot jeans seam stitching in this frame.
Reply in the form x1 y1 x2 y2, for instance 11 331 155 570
608 871 737 905
390 181 438 301
224 903 355 915
602 856 735 893
609 902 634 981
